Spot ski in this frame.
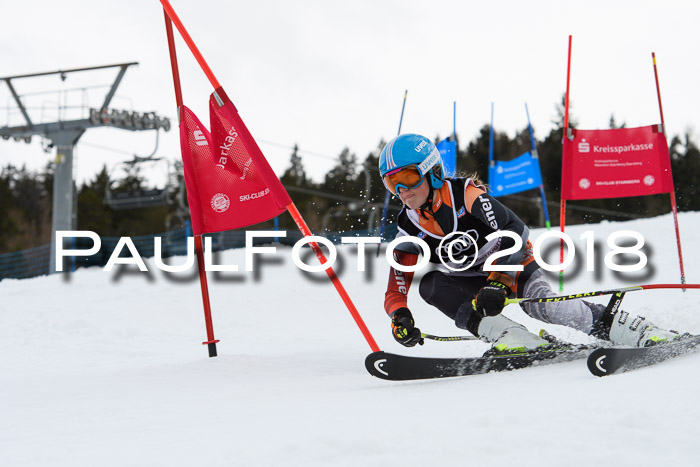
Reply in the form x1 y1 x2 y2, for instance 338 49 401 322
587 335 700 377
365 345 594 381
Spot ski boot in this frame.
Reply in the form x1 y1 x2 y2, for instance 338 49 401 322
478 314 553 356
608 310 684 348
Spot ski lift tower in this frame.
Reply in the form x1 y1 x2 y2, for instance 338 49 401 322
0 62 171 273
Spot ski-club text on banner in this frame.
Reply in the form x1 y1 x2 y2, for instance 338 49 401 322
561 125 674 200
489 151 543 197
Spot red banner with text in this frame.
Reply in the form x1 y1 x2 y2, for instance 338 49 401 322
179 97 290 236
561 125 674 200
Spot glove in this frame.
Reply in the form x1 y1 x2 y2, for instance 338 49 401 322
473 281 509 317
391 308 424 347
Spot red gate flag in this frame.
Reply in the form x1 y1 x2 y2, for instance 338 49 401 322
561 125 674 200
162 0 380 354
179 92 291 236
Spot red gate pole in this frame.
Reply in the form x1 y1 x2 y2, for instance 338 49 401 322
559 35 573 292
161 0 220 89
652 52 686 286
164 10 219 356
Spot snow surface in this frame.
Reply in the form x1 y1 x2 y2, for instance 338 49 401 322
2 213 700 466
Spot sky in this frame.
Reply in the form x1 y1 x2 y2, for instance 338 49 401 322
2 0 700 186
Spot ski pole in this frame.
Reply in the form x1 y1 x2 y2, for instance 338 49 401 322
426 283 700 343
504 283 700 306
421 332 478 342
421 329 563 343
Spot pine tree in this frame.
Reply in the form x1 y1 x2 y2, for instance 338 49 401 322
321 147 362 232
670 132 700 212
280 144 307 186
77 165 112 235
277 144 322 233
0 166 18 252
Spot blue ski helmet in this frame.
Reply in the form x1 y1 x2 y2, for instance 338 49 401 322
379 133 445 190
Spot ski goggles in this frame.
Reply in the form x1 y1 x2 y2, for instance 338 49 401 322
382 164 425 194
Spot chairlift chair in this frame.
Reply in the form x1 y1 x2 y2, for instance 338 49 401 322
104 129 173 210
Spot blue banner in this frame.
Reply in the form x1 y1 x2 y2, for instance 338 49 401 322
488 151 543 197
437 138 457 178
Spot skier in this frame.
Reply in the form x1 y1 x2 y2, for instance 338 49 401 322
380 133 683 354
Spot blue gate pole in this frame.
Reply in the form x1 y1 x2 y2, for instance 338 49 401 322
488 102 495 187
453 101 458 173
453 101 456 138
525 103 551 229
377 90 408 256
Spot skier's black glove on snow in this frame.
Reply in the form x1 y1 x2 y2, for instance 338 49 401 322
474 281 510 317
391 308 424 347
